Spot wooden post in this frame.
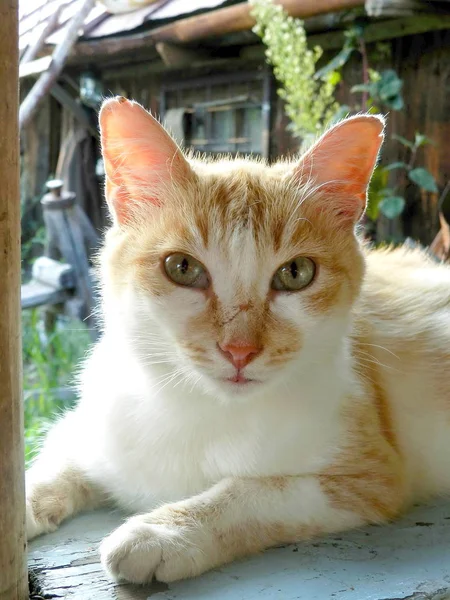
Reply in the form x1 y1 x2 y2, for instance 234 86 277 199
0 1 28 599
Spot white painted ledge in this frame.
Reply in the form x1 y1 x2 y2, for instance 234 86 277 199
28 503 450 599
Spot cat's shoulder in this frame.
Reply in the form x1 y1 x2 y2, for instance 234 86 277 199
357 242 450 321
363 242 442 272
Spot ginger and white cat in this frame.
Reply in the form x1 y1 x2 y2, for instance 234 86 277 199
26 97 450 584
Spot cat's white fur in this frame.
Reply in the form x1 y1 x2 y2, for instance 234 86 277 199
26 101 450 584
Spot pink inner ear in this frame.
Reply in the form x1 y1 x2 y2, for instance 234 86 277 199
296 115 385 221
99 97 191 222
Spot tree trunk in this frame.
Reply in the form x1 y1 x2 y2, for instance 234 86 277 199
0 1 27 599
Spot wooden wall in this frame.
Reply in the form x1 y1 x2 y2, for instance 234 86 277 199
335 29 450 244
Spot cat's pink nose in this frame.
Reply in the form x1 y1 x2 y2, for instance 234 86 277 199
218 342 261 369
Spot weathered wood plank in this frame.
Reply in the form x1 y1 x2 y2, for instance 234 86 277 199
21 280 68 310
29 502 450 600
29 512 168 599
62 0 365 64
0 1 28 598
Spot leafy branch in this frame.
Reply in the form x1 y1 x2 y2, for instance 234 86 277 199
250 0 339 142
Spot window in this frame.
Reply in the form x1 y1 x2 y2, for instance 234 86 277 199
160 70 271 158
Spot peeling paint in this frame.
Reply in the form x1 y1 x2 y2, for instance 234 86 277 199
29 504 450 600
378 589 450 600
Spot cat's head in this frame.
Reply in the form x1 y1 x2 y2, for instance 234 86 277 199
98 97 384 400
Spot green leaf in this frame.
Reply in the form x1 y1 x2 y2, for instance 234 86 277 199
379 196 406 219
392 134 414 149
344 22 365 41
367 104 381 115
414 132 435 148
408 168 438 193
315 45 354 80
385 162 408 171
351 83 372 94
327 70 341 86
377 69 403 100
367 166 389 220
385 94 404 111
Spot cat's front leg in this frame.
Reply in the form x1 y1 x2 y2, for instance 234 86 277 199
101 444 405 583
26 462 104 539
26 414 105 540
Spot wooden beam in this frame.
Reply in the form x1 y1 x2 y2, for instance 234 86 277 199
312 13 450 50
0 1 28 599
240 13 450 57
68 0 364 63
50 83 99 139
19 55 52 79
155 42 212 68
20 5 62 66
19 0 95 131
151 0 364 44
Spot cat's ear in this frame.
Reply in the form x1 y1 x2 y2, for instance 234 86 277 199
99 97 192 224
293 115 385 223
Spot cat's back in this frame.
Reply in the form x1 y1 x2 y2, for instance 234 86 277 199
364 242 450 300
354 244 450 499
357 244 450 347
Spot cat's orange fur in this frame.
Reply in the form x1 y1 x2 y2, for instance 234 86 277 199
25 98 450 584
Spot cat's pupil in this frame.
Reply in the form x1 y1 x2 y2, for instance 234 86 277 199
290 261 298 279
180 258 189 274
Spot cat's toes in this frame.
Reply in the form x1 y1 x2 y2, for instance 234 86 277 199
26 482 72 540
100 511 213 584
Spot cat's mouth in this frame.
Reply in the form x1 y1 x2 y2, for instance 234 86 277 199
225 371 258 386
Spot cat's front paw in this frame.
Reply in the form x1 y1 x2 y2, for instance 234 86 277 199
100 506 216 583
26 481 71 540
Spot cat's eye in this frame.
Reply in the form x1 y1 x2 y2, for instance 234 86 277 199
272 257 316 292
164 253 209 289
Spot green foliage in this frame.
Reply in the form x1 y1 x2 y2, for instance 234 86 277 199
368 135 438 219
384 162 408 171
378 196 406 219
316 23 362 80
392 134 414 150
366 165 389 220
250 0 339 140
23 309 92 465
352 69 404 110
251 0 439 228
414 133 435 148
315 46 353 80
408 167 438 193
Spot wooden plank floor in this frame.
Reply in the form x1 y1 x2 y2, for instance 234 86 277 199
29 503 450 599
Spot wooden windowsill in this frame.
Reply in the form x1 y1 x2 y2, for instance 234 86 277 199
28 503 450 599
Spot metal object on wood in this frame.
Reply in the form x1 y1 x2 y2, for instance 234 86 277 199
32 256 76 290
20 176 100 339
0 0 28 598
21 257 76 310
40 178 99 337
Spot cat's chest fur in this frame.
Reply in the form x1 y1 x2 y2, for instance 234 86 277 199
75 337 345 513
